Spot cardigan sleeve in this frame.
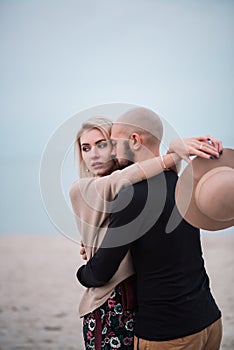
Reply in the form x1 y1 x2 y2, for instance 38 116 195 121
92 157 166 198
69 161 143 220
70 157 165 217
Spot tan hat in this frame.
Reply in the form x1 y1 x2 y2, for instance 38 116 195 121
175 148 234 231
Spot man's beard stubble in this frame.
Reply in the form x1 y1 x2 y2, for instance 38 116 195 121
115 140 135 170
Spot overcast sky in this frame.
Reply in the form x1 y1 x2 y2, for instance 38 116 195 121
1 0 233 234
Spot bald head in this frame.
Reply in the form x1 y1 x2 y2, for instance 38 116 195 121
111 107 163 164
115 107 163 142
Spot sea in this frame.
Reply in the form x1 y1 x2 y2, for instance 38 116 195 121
0 155 77 236
0 156 232 237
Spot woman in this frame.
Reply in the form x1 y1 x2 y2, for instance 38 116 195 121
70 116 221 349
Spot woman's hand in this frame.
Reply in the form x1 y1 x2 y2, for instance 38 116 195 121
169 135 223 163
80 241 87 261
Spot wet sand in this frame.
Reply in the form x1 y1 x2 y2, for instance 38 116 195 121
0 232 233 349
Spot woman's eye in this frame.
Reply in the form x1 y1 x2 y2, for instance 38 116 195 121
97 141 108 149
82 145 90 152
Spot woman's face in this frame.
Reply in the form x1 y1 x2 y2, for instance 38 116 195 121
80 128 115 177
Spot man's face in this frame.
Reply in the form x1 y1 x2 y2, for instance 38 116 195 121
111 124 135 168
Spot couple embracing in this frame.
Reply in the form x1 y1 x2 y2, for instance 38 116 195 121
70 106 232 350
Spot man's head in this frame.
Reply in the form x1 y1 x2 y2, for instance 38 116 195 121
111 107 163 166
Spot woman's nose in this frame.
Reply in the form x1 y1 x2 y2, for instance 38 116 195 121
90 145 100 158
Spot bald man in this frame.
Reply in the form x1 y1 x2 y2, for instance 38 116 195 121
111 107 163 169
77 107 222 350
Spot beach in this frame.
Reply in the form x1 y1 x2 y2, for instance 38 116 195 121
0 232 233 350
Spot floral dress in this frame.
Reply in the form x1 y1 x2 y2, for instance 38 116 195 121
83 276 136 349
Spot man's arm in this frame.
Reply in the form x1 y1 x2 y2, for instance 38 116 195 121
77 244 130 288
76 183 147 288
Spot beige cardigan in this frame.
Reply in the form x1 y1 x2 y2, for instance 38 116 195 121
70 158 164 317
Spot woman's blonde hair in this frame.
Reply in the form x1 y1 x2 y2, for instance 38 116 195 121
75 116 113 178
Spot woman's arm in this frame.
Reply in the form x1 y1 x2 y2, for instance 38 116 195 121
70 152 178 215
70 135 222 251
70 134 222 217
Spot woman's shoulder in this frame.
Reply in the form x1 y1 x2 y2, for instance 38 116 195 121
69 178 94 200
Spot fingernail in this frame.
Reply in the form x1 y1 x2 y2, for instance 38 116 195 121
219 150 223 155
210 155 215 159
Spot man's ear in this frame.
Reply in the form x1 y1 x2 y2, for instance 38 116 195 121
130 133 142 150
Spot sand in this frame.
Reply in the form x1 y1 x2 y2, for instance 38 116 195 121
0 232 233 350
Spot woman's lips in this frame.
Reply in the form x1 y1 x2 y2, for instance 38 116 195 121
91 162 103 169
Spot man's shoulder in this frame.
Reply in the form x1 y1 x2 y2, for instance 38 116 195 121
116 176 151 207
118 171 178 206
131 170 178 189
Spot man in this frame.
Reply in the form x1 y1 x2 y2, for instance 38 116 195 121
77 107 223 350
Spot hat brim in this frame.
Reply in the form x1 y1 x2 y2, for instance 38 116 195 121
175 148 234 231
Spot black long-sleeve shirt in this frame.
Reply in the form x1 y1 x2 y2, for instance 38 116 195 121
77 171 221 341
